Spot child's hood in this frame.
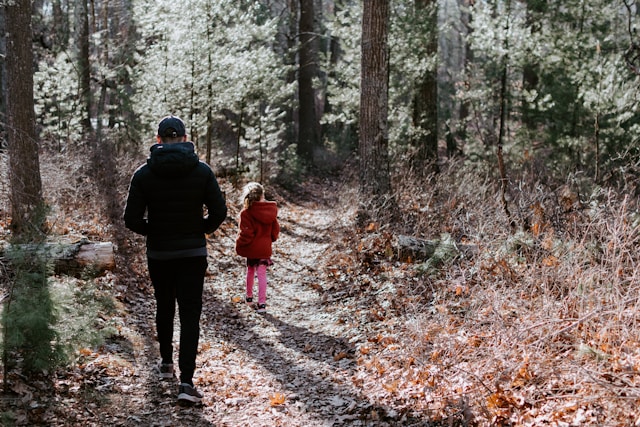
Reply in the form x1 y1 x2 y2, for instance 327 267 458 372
248 201 278 224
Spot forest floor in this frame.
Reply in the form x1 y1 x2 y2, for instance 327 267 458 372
0 167 434 426
2 152 640 426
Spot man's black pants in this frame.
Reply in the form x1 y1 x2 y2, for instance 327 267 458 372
148 256 207 385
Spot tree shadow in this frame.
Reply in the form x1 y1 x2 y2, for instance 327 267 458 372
278 217 335 245
261 312 354 364
202 293 431 426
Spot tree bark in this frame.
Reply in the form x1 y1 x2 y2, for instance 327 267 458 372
283 0 298 151
75 0 92 135
298 0 320 163
359 0 395 222
0 6 6 142
5 0 46 240
411 0 439 169
206 5 214 166
3 2 50 381
522 0 544 130
52 0 70 52
498 0 513 228
1 239 115 276
456 0 474 153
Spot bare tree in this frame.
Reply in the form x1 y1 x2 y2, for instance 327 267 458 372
5 0 46 240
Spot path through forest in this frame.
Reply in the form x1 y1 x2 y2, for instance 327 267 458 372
4 154 640 426
86 178 421 427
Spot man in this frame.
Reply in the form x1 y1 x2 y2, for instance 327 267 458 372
124 116 227 404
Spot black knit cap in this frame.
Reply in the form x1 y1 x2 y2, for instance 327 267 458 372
157 116 186 138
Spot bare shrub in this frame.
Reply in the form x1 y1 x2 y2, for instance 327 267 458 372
40 149 141 238
387 160 640 424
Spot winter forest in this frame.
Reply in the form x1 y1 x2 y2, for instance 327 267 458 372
2 0 640 425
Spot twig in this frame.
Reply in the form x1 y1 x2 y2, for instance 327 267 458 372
529 297 640 345
517 318 579 338
577 365 640 398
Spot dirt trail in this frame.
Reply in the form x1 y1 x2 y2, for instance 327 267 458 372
194 192 365 426
92 180 413 427
0 172 434 426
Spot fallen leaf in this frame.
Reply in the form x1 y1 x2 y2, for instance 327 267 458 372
269 393 286 406
383 380 399 392
366 222 379 232
333 352 349 361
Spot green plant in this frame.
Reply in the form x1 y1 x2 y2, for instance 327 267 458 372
50 276 118 360
0 411 16 426
2 250 64 375
275 143 306 189
1 245 117 380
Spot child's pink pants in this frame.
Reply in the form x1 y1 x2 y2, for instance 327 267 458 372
246 264 268 305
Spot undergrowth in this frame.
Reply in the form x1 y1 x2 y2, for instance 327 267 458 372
0 150 127 381
374 158 640 424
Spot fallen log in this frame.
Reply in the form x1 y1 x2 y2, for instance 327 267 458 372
396 235 438 261
0 237 115 276
395 234 478 262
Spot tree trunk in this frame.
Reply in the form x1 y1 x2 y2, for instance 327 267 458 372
497 0 513 228
52 0 70 52
234 105 245 188
95 0 109 145
3 0 51 383
456 0 474 154
522 0 544 131
206 6 214 166
298 0 319 164
0 7 6 142
206 99 213 166
359 0 395 223
411 0 439 170
75 0 92 135
284 0 298 151
5 0 46 240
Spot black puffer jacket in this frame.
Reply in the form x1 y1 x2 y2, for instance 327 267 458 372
124 142 227 255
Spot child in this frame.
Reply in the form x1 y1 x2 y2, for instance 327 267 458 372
235 182 280 313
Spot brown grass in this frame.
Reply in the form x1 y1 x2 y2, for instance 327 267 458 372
351 158 640 424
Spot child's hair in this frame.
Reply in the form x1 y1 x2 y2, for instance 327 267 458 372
240 182 264 209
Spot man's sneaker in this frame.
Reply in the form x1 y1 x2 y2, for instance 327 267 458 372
256 304 266 314
156 363 174 379
245 296 253 304
177 383 203 404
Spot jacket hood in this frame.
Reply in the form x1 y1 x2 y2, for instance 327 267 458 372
147 142 199 178
248 201 278 224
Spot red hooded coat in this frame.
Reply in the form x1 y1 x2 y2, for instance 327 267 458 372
235 201 280 259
